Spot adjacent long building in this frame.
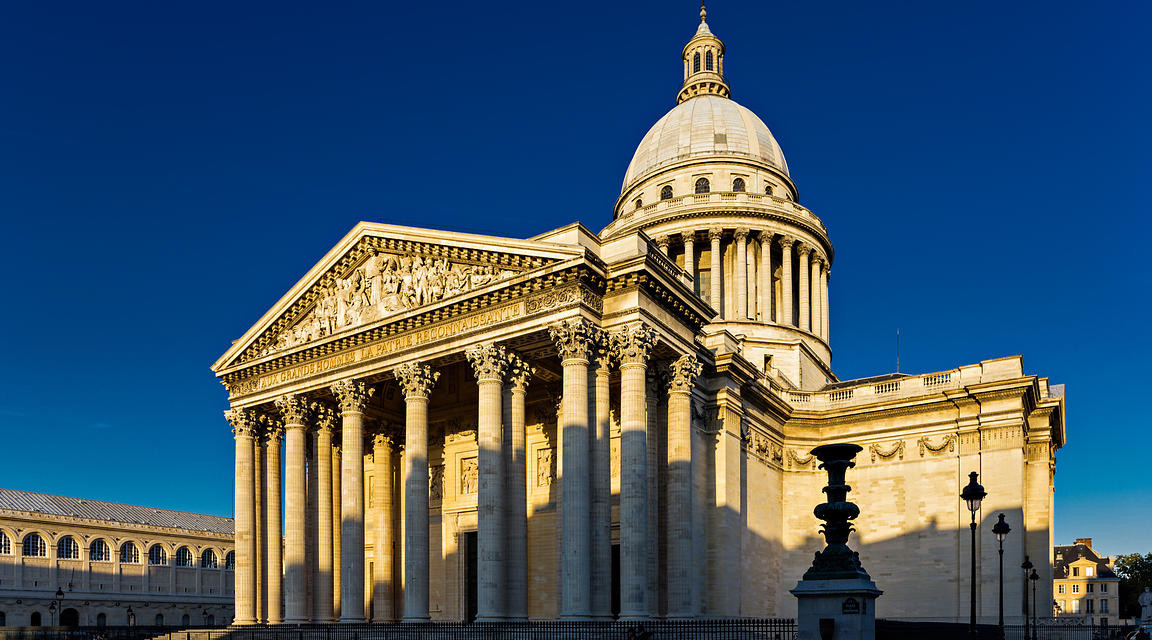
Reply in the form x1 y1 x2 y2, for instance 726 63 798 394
212 8 1065 625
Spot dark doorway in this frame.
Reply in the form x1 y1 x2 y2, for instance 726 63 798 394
611 543 620 618
463 531 478 622
60 608 79 627
96 613 106 628
30 612 41 626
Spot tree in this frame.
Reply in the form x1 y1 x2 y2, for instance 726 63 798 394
1114 552 1152 619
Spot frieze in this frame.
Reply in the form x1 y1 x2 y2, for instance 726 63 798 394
460 457 478 495
869 440 905 463
788 448 817 470
429 465 444 503
746 430 784 466
918 434 956 457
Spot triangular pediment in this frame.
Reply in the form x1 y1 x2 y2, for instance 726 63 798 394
213 222 588 373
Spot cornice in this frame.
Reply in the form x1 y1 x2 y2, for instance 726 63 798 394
0 510 233 542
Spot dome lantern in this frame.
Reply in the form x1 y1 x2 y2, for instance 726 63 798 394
678 3 730 104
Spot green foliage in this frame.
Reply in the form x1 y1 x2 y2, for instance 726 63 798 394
1115 552 1152 619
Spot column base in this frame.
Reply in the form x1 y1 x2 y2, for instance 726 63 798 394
402 616 432 623
339 617 367 624
617 612 650 622
474 616 507 623
558 613 594 621
281 618 309 625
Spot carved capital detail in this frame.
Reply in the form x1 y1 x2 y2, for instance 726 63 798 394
613 322 657 367
259 414 284 443
590 329 616 372
668 354 703 392
313 404 338 434
777 236 795 251
655 236 672 250
796 243 812 257
331 379 373 414
394 363 439 400
372 432 395 449
466 343 509 382
274 394 309 426
734 227 750 240
507 353 535 392
708 227 724 242
549 319 597 363
225 408 258 438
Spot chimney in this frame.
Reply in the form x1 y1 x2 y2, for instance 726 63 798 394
1075 537 1093 549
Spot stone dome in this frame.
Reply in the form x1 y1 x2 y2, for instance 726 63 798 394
621 95 790 195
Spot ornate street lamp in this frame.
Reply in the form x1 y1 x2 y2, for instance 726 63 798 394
1021 555 1034 639
992 513 1011 631
202 608 209 626
1029 569 1039 640
960 471 986 637
126 606 135 627
48 601 57 627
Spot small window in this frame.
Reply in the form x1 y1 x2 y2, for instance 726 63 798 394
175 546 193 567
1087 583 1094 593
1073 567 1079 577
90 539 110 562
763 355 773 372
0 531 10 554
693 52 700 73
634 198 643 210
1058 584 1065 594
765 185 773 195
1101 599 1108 613
58 536 79 559
1101 584 1108 593
732 177 745 192
706 50 714 71
120 542 139 564
694 177 710 194
181 614 190 627
660 185 673 200
148 544 167 566
224 551 235 570
201 549 218 569
22 533 46 557
1072 584 1080 593
1086 566 1094 577
96 613 106 628
155 614 164 627
1086 599 1094 614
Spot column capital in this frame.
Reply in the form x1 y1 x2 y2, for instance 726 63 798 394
590 329 616 373
259 414 284 443
796 242 813 257
734 227 750 240
275 394 310 426
613 323 657 367
466 343 509 382
678 230 696 243
507 353 535 392
225 408 258 438
549 319 597 363
708 227 724 241
759 231 775 245
331 379 374 414
668 354 703 393
394 362 439 400
313 404 338 434
655 236 671 251
777 235 795 250
372 432 396 449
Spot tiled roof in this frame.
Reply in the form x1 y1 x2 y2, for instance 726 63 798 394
0 488 233 535
1053 543 1117 579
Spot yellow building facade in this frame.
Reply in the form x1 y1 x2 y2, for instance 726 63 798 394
1053 538 1120 627
213 8 1065 625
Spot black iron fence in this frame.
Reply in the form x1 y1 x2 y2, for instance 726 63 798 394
0 620 798 640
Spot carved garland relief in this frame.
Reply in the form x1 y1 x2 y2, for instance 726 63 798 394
918 434 957 457
869 440 905 463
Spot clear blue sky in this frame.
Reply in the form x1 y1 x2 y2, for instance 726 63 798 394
1 1 1148 555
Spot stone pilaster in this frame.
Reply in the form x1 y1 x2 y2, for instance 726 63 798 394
313 405 337 622
331 379 373 623
589 332 614 619
615 322 657 620
466 343 510 621
709 228 723 318
261 417 284 624
735 228 749 319
810 252 822 338
797 243 812 332
371 431 395 621
760 233 773 323
778 236 794 326
226 408 259 626
682 231 696 282
666 355 702 617
504 354 533 620
275 394 310 623
394 363 439 622
548 319 596 619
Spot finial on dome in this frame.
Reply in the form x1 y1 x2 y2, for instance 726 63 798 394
700 1 707 23
678 0 729 103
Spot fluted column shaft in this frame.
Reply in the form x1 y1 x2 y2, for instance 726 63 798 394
275 396 309 624
395 364 439 622
735 229 749 319
798 245 811 332
589 338 613 619
331 445 342 618
759 234 773 323
371 434 394 621
467 344 509 621
779 238 794 326
332 380 371 623
314 410 336 622
810 253 822 338
656 236 671 257
227 410 258 626
709 229 723 318
666 355 701 617
264 425 284 624
682 232 696 283
505 357 532 620
254 440 264 623
616 324 656 620
821 264 830 341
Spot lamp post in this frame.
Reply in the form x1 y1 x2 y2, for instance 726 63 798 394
49 601 57 627
202 608 209 626
126 606 135 627
1021 555 1034 639
960 471 987 637
1029 569 1039 640
992 514 1011 632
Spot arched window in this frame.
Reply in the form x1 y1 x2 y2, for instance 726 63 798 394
96 613 106 628
181 614 190 627
155 614 164 627
732 177 746 192
224 551 235 570
694 177 710 194
660 185 674 200
693 52 700 73
201 549 218 569
0 531 10 554
634 198 643 210
90 539 110 562
57 536 79 559
119 542 139 564
206 614 215 626
148 544 167 566
30 612 41 627
0 612 5 626
175 546 193 567
706 50 714 71
22 533 46 557
764 184 773 195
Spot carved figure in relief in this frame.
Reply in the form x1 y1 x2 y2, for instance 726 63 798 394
460 458 478 494
537 448 555 487
429 465 444 501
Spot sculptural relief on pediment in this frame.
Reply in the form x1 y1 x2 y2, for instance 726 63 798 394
261 252 519 357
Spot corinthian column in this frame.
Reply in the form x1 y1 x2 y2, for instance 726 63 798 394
778 237 794 326
394 363 439 622
261 418 284 624
226 408 258 626
274 395 309 623
589 333 614 619
797 243 811 332
331 379 373 623
810 252 822 338
708 228 723 318
331 445 342 618
666 355 702 617
504 355 533 620
371 431 395 621
821 263 831 341
313 406 337 622
734 228 749 319
655 236 671 257
466 343 510 621
759 233 773 323
548 319 596 619
615 323 657 620
682 231 696 283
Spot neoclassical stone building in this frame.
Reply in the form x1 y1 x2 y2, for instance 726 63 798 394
212 8 1064 625
0 488 234 627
